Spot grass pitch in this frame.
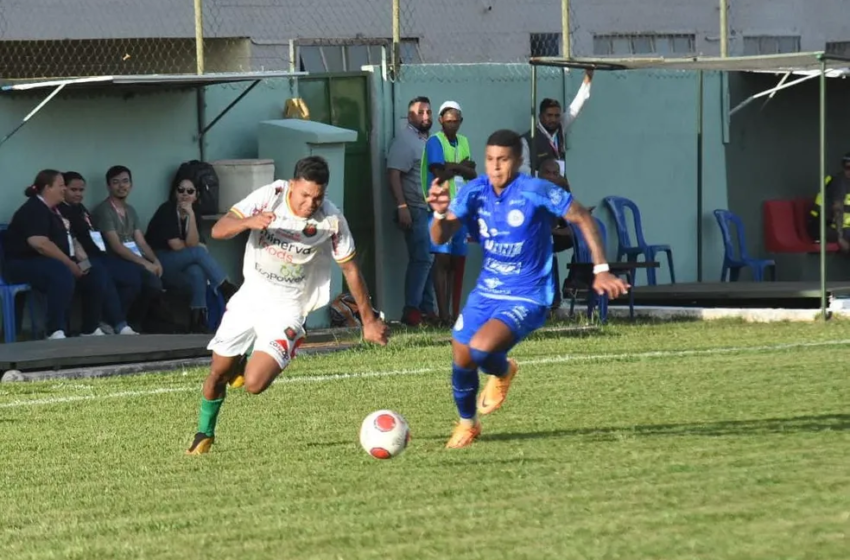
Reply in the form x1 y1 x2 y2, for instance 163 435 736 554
1 319 848 559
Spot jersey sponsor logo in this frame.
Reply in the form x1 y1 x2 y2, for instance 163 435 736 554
509 199 525 206
502 304 530 328
259 230 314 254
269 338 292 368
478 218 490 239
483 240 524 258
483 278 503 290
549 187 565 206
507 209 525 227
483 258 522 275
254 262 305 284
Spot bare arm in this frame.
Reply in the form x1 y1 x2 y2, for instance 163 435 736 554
167 238 186 251
27 236 77 268
387 169 407 207
184 211 201 247
133 230 159 263
429 213 462 245
563 201 606 266
563 70 593 131
103 230 151 266
339 259 378 325
212 211 274 240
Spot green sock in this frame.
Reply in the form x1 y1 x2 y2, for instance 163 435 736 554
198 396 225 437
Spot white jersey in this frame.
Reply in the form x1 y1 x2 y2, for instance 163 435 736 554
229 180 356 315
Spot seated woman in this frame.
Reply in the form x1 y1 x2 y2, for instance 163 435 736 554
145 175 237 333
3 169 113 339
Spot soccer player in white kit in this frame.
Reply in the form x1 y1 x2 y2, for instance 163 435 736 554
187 156 388 454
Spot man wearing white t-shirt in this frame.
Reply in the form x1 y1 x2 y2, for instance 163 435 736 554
187 156 388 455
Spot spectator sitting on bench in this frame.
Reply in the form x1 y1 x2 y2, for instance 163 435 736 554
808 152 850 252
145 175 238 333
59 171 140 335
3 169 112 339
92 165 164 329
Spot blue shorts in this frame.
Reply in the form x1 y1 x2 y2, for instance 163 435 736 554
452 290 548 351
429 217 468 256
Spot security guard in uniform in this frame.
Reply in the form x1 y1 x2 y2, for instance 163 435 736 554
809 153 850 252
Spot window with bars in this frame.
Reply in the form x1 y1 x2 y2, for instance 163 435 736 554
826 41 850 57
742 36 801 55
592 33 696 56
299 39 422 73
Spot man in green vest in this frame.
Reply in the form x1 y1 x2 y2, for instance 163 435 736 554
808 152 850 252
421 101 478 326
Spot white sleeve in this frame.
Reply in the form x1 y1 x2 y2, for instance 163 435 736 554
331 211 356 264
519 138 532 176
230 181 285 218
562 80 592 131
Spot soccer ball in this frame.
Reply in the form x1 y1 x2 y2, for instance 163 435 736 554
359 410 411 459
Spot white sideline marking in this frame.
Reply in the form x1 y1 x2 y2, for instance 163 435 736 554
1 338 847 409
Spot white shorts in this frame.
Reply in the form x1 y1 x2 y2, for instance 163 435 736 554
207 291 306 370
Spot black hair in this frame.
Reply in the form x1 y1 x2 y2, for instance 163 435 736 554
486 129 523 159
63 171 85 185
293 156 330 186
408 96 430 108
106 165 132 184
25 169 62 197
539 98 561 114
169 174 197 203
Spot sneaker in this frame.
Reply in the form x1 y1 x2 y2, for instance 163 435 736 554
99 323 115 335
117 325 139 335
445 420 482 449
81 328 106 337
477 358 519 415
47 330 66 340
186 432 214 455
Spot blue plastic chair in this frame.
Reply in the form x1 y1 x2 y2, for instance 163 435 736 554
566 218 635 323
713 209 775 282
603 196 676 286
0 225 40 343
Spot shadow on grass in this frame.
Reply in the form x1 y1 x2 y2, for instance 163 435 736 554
479 413 850 443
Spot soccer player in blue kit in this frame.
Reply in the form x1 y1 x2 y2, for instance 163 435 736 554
427 129 629 448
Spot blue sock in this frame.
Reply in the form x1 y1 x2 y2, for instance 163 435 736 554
469 348 509 376
451 364 479 419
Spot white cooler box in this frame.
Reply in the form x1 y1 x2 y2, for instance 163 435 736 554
212 159 276 214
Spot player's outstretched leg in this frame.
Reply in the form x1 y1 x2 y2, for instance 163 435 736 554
469 320 519 416
187 353 241 455
445 341 482 449
228 348 250 389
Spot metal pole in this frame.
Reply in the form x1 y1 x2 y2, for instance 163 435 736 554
194 0 205 74
819 57 827 319
561 0 570 58
696 70 704 282
391 0 401 80
719 0 728 58
531 64 538 153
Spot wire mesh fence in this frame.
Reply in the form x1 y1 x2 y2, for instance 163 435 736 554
0 0 198 79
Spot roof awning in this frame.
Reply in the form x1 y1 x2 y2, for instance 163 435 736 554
0 71 307 93
529 51 850 74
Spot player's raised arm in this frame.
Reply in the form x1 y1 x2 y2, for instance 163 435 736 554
562 200 629 298
427 178 462 244
211 184 280 239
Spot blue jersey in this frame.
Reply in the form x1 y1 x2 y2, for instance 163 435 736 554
449 173 573 306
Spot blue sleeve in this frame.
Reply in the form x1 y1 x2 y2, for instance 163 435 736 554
449 179 479 220
424 136 445 168
523 179 573 218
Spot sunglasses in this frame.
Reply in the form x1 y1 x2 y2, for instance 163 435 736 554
177 187 196 195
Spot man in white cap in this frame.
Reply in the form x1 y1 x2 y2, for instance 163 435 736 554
420 101 478 326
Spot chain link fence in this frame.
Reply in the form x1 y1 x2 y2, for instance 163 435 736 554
0 0 198 79
203 0 393 74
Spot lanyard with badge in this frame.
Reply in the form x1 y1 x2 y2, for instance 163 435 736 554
110 198 142 256
83 210 107 252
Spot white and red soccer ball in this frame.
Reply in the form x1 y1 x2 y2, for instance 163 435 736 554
359 410 411 459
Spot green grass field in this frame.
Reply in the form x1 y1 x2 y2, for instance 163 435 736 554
1 319 848 560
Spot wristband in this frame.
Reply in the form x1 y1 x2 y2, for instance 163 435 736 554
397 204 408 209
593 263 610 275
433 210 447 220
